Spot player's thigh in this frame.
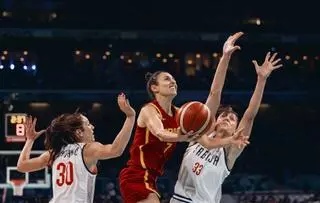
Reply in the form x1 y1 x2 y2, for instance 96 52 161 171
137 193 160 203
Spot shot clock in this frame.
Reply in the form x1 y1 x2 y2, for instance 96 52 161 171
5 113 27 142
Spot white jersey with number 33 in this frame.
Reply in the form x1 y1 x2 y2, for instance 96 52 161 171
50 143 97 203
171 136 230 203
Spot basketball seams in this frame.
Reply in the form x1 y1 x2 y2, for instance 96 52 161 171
179 102 197 134
193 104 211 135
178 102 211 136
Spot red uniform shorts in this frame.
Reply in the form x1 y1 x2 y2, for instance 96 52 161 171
119 167 160 203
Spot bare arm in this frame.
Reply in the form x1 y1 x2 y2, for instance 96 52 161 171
17 140 50 172
226 52 283 169
138 105 187 142
85 93 136 165
196 127 248 150
85 116 135 161
17 116 49 172
206 32 243 121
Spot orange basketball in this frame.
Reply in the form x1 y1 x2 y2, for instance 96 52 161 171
176 101 212 137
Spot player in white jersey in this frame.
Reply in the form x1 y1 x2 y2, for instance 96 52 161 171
171 50 283 203
17 93 136 203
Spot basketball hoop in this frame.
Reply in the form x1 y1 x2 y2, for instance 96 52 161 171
10 179 26 196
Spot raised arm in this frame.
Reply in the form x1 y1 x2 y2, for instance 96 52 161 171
84 93 136 165
17 116 49 173
226 52 283 169
205 32 243 121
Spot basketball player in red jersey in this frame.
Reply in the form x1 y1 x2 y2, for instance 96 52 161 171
119 32 248 203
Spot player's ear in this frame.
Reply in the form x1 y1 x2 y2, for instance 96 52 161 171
150 84 159 94
75 129 83 138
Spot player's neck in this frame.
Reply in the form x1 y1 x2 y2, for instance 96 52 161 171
155 96 173 115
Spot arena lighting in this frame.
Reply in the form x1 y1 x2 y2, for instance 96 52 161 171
0 65 3 69
23 51 28 55
102 55 107 60
256 18 261 25
10 64 15 70
3 50 8 55
156 53 161 58
247 17 262 25
105 51 111 56
293 60 299 65
168 53 174 58
31 65 36 70
162 58 168 63
285 55 290 60
187 60 193 65
23 65 28 70
2 11 10 17
303 56 308 60
75 50 81 55
50 13 57 19
128 59 132 64
1 56 5 60
212 53 218 58
196 54 201 58
29 102 50 108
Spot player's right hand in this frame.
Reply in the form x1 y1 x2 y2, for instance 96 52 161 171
24 116 46 141
177 127 195 142
118 93 136 117
223 32 243 57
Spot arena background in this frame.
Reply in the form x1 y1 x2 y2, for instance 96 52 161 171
0 0 320 202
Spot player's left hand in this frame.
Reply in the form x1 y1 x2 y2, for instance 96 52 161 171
252 52 283 79
24 116 46 141
118 93 136 117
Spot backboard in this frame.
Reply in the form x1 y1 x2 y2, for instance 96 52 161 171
0 150 51 196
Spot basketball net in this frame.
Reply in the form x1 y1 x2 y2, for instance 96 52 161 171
9 179 26 196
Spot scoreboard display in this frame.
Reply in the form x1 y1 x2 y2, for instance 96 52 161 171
5 113 27 142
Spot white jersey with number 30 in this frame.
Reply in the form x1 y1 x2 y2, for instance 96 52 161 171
171 136 230 203
50 143 97 203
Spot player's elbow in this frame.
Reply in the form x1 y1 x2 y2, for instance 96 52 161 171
17 163 29 173
154 130 165 142
112 149 124 158
108 145 124 158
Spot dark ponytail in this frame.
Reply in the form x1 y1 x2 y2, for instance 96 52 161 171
45 113 84 165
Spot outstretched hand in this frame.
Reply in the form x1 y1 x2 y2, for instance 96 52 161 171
252 52 283 79
118 93 136 117
24 116 46 141
223 32 244 56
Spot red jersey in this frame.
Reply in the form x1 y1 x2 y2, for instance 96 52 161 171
126 100 179 176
